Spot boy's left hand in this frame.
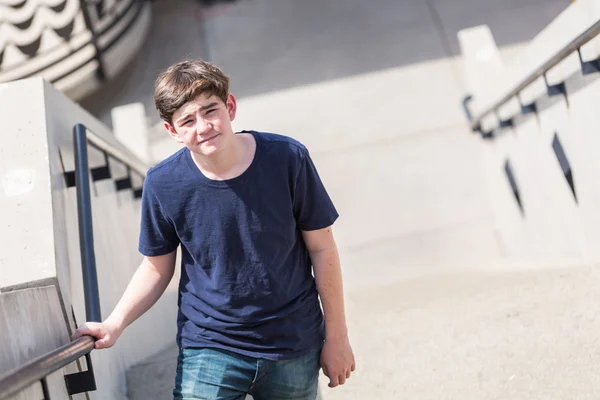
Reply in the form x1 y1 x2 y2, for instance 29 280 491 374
320 335 356 388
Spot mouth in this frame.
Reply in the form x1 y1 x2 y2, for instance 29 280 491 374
198 134 219 144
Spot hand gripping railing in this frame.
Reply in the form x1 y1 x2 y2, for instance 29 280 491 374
0 124 147 399
469 18 600 132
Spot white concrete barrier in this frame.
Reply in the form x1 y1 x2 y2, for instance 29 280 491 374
458 0 600 267
111 103 151 164
0 77 179 399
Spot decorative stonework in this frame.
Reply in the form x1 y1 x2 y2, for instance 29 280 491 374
0 0 151 100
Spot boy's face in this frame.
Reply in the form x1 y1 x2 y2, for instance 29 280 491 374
165 93 237 157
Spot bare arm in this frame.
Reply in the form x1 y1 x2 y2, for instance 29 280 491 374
302 226 355 387
302 226 348 338
73 251 177 349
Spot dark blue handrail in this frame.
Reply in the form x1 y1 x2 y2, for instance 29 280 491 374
74 123 102 323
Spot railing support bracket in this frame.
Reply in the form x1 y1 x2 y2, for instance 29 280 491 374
64 353 97 395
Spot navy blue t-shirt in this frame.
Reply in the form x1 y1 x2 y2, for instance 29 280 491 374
138 131 338 360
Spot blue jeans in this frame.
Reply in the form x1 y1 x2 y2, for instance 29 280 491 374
173 347 321 400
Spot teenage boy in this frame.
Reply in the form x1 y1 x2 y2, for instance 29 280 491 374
73 60 355 400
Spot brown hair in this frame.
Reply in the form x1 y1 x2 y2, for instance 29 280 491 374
154 60 230 124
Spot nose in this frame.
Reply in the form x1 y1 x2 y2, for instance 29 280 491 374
196 120 212 136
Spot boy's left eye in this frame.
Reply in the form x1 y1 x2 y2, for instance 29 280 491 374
206 109 215 114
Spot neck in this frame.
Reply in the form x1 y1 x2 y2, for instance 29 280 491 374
191 134 246 177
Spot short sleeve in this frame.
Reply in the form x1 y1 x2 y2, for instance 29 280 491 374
293 149 339 231
138 177 179 256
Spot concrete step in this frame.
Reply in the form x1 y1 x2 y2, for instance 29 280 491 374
321 264 600 399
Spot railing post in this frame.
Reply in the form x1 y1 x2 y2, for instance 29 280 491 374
68 124 100 396
73 124 102 323
41 377 50 400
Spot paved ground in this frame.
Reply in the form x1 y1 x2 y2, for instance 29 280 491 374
77 0 580 398
322 264 600 400
128 263 600 400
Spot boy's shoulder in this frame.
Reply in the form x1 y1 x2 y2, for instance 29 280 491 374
250 130 310 159
145 147 188 183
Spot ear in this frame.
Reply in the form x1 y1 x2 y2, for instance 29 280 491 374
226 93 237 121
164 122 184 143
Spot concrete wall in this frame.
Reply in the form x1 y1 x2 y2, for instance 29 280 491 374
0 78 179 399
458 0 600 267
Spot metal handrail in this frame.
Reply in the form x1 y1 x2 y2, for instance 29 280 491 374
0 337 95 400
86 128 147 178
470 18 600 131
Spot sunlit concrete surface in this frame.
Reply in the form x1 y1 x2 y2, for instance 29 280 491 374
101 0 575 399
323 264 600 400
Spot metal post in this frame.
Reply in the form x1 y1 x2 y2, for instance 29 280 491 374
41 377 50 400
73 124 102 323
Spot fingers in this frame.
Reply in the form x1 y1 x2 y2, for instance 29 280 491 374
321 347 356 388
326 369 353 388
322 365 339 388
94 337 112 349
328 375 340 388
326 366 356 388
71 322 105 342
71 324 95 340
327 372 351 387
71 322 120 350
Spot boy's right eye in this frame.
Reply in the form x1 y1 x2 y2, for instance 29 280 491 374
183 120 193 125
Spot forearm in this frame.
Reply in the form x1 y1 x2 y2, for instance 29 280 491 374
105 258 173 333
311 245 348 339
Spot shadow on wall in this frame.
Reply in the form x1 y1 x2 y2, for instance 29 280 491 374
204 0 569 99
79 0 567 126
